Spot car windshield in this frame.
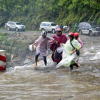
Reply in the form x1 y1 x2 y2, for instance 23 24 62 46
16 22 22 25
51 23 56 26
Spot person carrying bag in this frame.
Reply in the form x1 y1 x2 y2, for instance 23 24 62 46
70 40 80 56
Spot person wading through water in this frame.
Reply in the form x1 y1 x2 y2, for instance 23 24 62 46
56 32 81 71
50 28 68 64
33 31 54 67
68 32 81 70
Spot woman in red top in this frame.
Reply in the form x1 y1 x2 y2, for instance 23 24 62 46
50 28 68 63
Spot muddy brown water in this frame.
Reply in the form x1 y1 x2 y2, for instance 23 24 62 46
0 35 100 100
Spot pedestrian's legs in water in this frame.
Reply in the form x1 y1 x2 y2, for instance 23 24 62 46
73 63 78 67
76 59 80 68
70 64 73 71
43 56 47 66
35 53 40 66
73 63 80 68
70 63 80 71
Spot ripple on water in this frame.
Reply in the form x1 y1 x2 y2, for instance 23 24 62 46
1 43 100 100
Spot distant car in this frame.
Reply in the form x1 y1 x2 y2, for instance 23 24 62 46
39 22 56 33
77 22 100 36
63 26 70 33
5 21 25 31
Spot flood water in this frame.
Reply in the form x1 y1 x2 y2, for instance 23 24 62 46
0 35 100 100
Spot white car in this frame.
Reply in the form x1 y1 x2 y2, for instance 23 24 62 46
77 22 100 36
5 21 25 31
39 22 56 33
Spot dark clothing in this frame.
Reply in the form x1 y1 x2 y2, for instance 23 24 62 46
35 53 47 65
60 25 63 30
51 49 62 63
70 63 78 71
50 34 68 63
54 50 62 60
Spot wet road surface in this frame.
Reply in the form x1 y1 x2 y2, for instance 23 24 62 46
0 31 100 100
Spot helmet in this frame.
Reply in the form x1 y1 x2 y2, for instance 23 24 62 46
56 28 62 32
68 32 74 36
41 31 47 36
74 32 79 37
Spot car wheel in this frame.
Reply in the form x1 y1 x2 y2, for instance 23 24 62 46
41 28 45 31
23 29 25 31
68 29 70 32
16 28 19 32
7 27 10 31
64 29 67 33
52 29 55 34
89 31 94 36
79 29 83 35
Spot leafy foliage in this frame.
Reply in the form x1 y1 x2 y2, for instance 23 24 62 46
0 0 99 30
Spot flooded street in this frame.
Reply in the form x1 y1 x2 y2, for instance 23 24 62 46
0 34 100 100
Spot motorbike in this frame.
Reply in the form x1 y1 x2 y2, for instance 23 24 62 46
63 26 70 33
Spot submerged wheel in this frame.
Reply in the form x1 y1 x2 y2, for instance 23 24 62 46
89 31 94 36
15 28 19 32
79 29 83 35
41 28 45 31
7 27 10 31
52 29 55 34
